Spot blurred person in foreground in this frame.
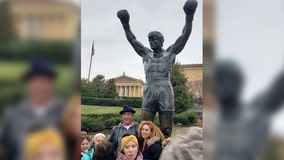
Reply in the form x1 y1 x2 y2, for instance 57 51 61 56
109 105 139 154
23 128 66 160
0 59 66 160
93 141 116 160
81 133 106 160
137 121 165 160
117 134 143 160
215 60 284 160
159 126 203 160
62 94 81 160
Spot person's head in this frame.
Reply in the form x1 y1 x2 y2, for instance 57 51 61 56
93 133 106 147
81 136 91 152
23 59 56 105
214 60 243 106
137 121 165 141
93 141 115 160
24 128 66 160
121 134 139 160
148 31 164 50
119 105 136 126
81 127 89 138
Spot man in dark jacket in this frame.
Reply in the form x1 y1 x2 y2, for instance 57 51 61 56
0 59 65 160
108 105 139 154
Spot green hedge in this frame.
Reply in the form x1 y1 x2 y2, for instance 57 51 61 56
0 40 73 64
81 97 142 108
174 109 197 125
81 109 197 132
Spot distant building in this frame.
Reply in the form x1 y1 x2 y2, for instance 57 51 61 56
181 64 203 99
113 73 144 98
8 0 78 41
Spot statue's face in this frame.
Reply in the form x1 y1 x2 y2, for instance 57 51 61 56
149 36 163 50
214 63 243 105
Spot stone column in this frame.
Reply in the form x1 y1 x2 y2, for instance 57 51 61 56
124 86 126 97
120 86 122 97
138 86 141 97
117 86 119 96
134 86 137 97
128 86 132 97
126 86 129 97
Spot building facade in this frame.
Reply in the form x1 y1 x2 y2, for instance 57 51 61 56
8 0 78 41
113 73 144 98
181 64 203 98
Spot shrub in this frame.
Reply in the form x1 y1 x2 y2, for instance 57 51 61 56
105 117 122 129
0 40 73 64
82 116 106 132
81 108 197 132
174 109 197 125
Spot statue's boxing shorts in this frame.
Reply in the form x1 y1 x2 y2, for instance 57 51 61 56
142 82 175 112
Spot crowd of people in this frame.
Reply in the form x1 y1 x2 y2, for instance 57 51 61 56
81 105 170 160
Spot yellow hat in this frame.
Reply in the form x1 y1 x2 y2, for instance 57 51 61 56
24 128 65 160
121 135 138 151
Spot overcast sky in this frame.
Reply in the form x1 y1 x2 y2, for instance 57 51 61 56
81 0 202 81
216 0 284 136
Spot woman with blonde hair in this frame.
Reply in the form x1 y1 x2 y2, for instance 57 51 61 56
137 121 165 160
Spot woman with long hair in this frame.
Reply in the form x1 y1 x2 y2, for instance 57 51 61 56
117 134 143 160
137 121 165 160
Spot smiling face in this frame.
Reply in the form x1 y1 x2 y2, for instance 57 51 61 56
123 141 138 160
122 112 133 126
141 124 151 139
81 139 90 152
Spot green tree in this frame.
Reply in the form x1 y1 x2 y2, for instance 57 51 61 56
171 63 194 113
86 75 117 98
92 74 106 97
81 78 98 97
105 78 117 98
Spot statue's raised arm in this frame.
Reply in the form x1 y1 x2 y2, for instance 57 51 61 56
251 70 284 115
167 0 198 55
117 9 149 57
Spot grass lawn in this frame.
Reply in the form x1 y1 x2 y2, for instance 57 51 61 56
0 61 73 107
0 61 28 80
0 61 72 83
81 105 142 115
